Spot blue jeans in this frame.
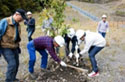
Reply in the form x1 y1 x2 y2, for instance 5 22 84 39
27 28 35 41
1 48 19 82
88 46 104 72
99 31 106 38
27 40 48 73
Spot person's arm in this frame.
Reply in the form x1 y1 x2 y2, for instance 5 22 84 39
80 39 94 55
28 18 35 26
0 18 8 40
47 46 61 63
71 36 77 53
97 22 101 32
24 20 28 25
106 22 109 33
0 19 8 56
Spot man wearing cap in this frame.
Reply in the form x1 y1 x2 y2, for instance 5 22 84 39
27 35 67 79
97 14 109 38
0 9 26 82
24 11 35 41
76 30 106 77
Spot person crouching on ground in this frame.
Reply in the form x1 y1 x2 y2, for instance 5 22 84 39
97 14 109 38
24 11 35 41
76 30 106 77
64 28 80 66
27 35 67 79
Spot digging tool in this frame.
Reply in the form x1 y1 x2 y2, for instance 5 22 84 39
67 64 88 73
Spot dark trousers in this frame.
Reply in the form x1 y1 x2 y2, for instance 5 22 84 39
88 46 104 72
1 48 19 82
99 31 106 38
27 28 35 41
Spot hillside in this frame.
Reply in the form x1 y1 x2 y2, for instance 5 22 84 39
0 0 125 82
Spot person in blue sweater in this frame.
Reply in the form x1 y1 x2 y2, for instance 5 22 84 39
24 11 35 41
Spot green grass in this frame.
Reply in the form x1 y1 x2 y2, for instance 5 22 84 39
115 10 125 17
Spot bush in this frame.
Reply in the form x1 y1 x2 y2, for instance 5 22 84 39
115 10 125 17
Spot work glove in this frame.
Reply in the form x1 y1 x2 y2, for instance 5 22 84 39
60 61 67 67
68 53 73 58
75 53 80 59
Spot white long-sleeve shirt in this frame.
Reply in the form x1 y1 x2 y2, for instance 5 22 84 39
97 20 109 33
80 31 106 54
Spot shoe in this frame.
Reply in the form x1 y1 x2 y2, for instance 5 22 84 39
14 78 19 82
88 71 99 77
29 73 37 80
41 68 51 73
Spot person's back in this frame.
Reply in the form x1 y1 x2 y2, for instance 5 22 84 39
33 36 53 50
85 31 106 47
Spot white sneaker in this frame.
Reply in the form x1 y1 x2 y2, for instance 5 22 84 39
88 71 99 77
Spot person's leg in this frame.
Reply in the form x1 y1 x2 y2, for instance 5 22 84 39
13 48 20 80
37 49 48 69
2 48 17 82
65 41 70 56
28 28 34 41
102 33 106 38
27 40 36 73
99 31 106 38
89 46 104 72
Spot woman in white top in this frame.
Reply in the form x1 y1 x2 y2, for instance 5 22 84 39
76 30 106 77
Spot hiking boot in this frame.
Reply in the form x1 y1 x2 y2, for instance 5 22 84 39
88 71 99 77
41 68 51 73
29 73 37 80
14 78 19 82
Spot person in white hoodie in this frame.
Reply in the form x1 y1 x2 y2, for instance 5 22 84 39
76 30 106 77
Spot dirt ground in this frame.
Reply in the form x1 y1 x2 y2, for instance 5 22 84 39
0 0 125 82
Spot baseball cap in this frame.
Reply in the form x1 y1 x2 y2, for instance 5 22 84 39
15 9 27 20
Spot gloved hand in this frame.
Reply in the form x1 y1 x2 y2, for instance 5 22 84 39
75 53 80 59
60 61 67 67
68 53 73 58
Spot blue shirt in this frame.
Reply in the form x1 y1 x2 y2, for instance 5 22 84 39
0 18 8 40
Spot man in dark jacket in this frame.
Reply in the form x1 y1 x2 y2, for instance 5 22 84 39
24 11 35 41
0 9 26 82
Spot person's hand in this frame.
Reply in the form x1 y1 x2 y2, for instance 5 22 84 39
75 53 79 59
68 53 73 58
60 61 67 67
